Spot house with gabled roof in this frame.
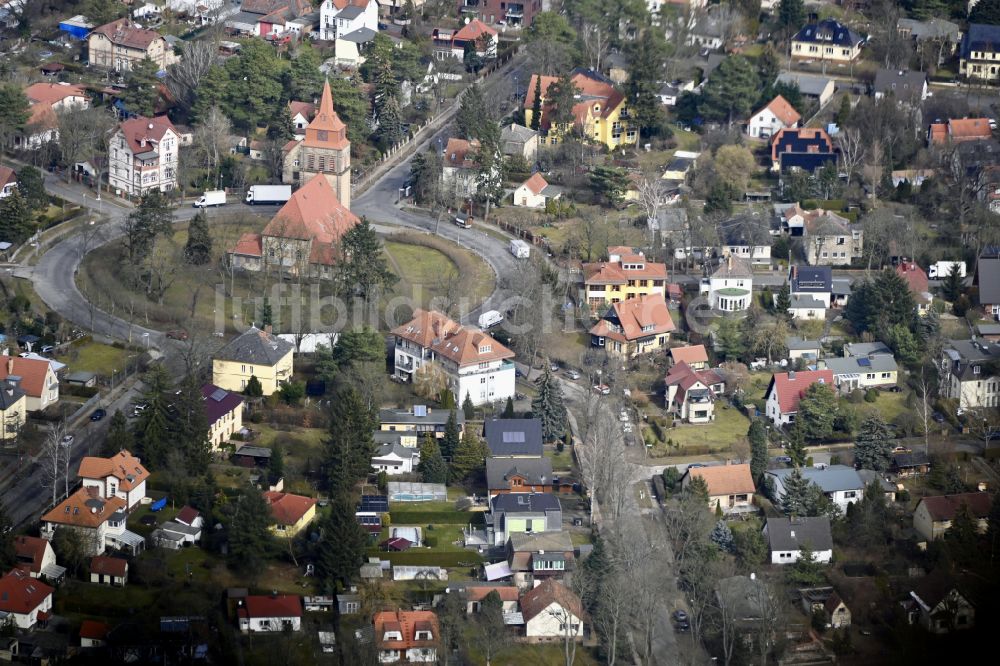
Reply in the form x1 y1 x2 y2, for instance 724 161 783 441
0 569 53 629
766 465 864 512
513 172 562 208
927 117 994 145
319 0 377 41
506 531 575 589
483 419 543 457
681 464 755 514
913 492 991 541
13 536 64 583
212 325 295 396
0 377 25 441
18 82 89 149
664 361 726 424
668 344 709 370
90 555 128 586
0 166 14 199
961 23 1000 82
770 127 836 174
238 594 303 632
583 247 668 309
904 571 975 633
764 516 833 564
379 405 465 446
500 122 538 161
227 0 312 37
589 293 675 358
456 0 543 30
787 265 833 321
372 442 421 475
486 457 554 497
79 449 150 511
802 210 862 267
287 100 316 133
41 487 142 556
520 580 585 640
896 261 932 314
202 383 243 449
939 338 1000 410
374 609 440 663
488 493 561 546
391 309 516 406
87 18 176 72
822 351 898 393
263 491 317 537
975 246 1000 317
441 136 479 198
700 253 753 312
461 585 520 614
79 619 110 647
872 69 927 105
0 355 59 412
764 368 834 427
748 94 801 139
524 69 636 149
791 19 864 63
108 115 180 196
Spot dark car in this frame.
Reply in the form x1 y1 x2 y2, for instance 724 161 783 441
90 409 106 421
675 621 690 633
774 455 793 464
672 610 689 623
932 412 946 423
687 463 706 469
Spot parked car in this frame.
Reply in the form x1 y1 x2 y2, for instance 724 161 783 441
166 329 189 341
672 610 689 623
61 434 74 446
618 410 629 422
90 409 106 421
932 412 945 423
687 463 706 469
454 213 472 229
549 361 560 372
774 455 792 464
593 384 610 395
41 345 55 354
563 369 581 380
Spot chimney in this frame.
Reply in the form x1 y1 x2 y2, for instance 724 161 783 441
788 370 796 380
6 358 12 376
264 324 272 335
868 352 876 361
790 530 796 538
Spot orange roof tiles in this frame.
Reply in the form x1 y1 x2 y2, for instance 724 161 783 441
90 556 127 578
685 464 755 497
25 82 88 106
392 309 515 367
0 166 15 189
443 137 477 169
240 594 302 619
262 174 358 249
519 580 583 622
590 293 675 343
928 118 994 145
522 172 549 195
78 450 149 492
0 569 53 615
302 79 348 150
118 116 178 155
669 345 709 365
232 233 263 257
42 487 126 529
454 18 497 42
465 586 519 603
0 355 53 399
896 261 929 295
263 491 316 526
583 259 668 286
13 536 49 576
767 369 834 415
374 610 439 650
761 95 801 127
288 100 316 120
90 19 164 50
523 71 625 132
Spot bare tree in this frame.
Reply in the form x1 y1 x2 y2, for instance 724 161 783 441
581 23 610 72
713 3 746 51
547 603 581 666
166 41 219 113
836 127 864 188
57 107 116 188
577 408 632 523
635 176 666 237
42 423 69 507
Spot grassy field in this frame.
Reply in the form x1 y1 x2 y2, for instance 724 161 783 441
383 231 495 311
545 445 574 471
654 405 751 452
465 641 599 666
845 390 910 424
56 340 130 375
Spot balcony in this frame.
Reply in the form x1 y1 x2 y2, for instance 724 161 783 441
506 6 525 18
461 359 515 376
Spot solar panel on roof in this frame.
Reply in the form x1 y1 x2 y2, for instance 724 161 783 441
210 388 228 402
359 495 389 512
857 358 871 367
502 431 525 443
414 405 427 417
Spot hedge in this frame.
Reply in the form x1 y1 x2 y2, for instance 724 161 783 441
389 510 478 525
369 550 484 566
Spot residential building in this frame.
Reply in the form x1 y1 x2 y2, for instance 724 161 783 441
589 293 675 358
202 384 244 450
0 378 25 441
13 536 64 582
18 82 89 149
764 368 835 427
791 19 864 63
892 169 936 188
372 442 420 475
513 173 561 208
802 209 863 267
770 127 837 173
896 260 932 314
41 487 143 556
432 19 497 60
939 338 1000 409
108 115 180 196
486 457 554 497
263 491 317 537
800 588 851 628
79 619 111 648
904 572 975 633
457 0 542 29
766 465 865 512
718 213 773 264
506 532 575 589
664 362 725 423
775 72 835 107
680 464 755 514
583 247 668 309
789 265 833 308
319 0 377 41
79 449 150 511
656 79 696 106
87 18 176 72
483 418 543 457
668 344 709 370
763 516 833 564
379 405 465 447
0 355 59 412
700 254 753 312
391 309 516 406
823 351 898 393
461 586 519 614
523 69 637 149
715 575 771 628
747 95 801 140
211 326 295 396
976 247 1000 316
488 493 561 546
661 150 699 182
892 451 931 477
872 69 928 105
787 336 822 362
227 0 312 37
441 137 479 199
961 23 1000 81
897 18 961 63
288 100 316 134
501 123 539 162
238 595 303 633
373 609 439 663
0 569 53 630
90 556 128 586
913 492 991 541
151 517 203 549
282 80 352 206
927 117 994 145
521 580 585 640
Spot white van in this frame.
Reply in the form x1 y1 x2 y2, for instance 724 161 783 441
478 310 503 329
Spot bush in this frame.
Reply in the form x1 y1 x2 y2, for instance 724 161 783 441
423 535 439 548
847 389 865 404
864 389 878 403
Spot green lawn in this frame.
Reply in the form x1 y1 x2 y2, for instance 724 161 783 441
56 340 130 375
545 445 574 471
844 390 910 424
656 404 751 452
464 639 600 666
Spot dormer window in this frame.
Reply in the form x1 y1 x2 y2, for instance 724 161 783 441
383 630 403 641
414 629 434 640
974 365 981 375
479 345 492 353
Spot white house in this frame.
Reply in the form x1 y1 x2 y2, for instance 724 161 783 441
0 355 60 412
664 362 726 423
41 487 145 557
766 465 865 512
940 339 1000 410
109 116 180 196
78 450 149 511
0 166 14 198
763 516 834 564
391 309 516 406
320 0 378 41
764 368 834 428
0 569 54 630
513 173 561 209
442 137 479 198
13 535 64 582
371 442 420 475
374 610 439 663
700 254 753 312
521 580 585 641
238 595 303 633
787 265 833 321
747 95 801 139
20 82 90 149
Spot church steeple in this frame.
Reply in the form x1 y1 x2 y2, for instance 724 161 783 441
307 79 346 136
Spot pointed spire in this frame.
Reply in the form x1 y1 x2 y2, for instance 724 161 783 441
306 77 346 134
319 78 334 118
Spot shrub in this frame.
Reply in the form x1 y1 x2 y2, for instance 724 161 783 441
847 389 865 404
864 389 878 403
423 535 439 548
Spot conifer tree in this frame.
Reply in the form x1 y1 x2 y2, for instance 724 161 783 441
244 375 263 397
854 412 893 472
132 363 172 467
748 420 768 484
104 410 133 455
530 75 542 131
184 210 212 265
441 410 460 460
315 495 368 593
532 365 566 441
502 396 515 419
462 392 475 420
418 434 448 484
780 467 811 516
326 387 376 497
226 491 274 573
711 519 734 553
450 428 489 483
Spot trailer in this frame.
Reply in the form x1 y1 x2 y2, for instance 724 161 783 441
928 261 966 279
193 190 226 208
245 184 292 205
509 239 531 259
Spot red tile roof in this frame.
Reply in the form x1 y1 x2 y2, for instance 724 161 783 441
583 257 669 286
117 116 178 155
232 233 262 257
465 586 519 603
685 464 755 497
521 172 549 195
443 137 477 169
175 505 200 526
0 568 53 615
288 100 316 121
78 450 149 492
262 175 358 250
0 166 15 190
523 71 625 132
766 369 834 415
41 487 127 528
90 556 127 578
669 345 709 366
0 355 53 399
79 619 110 640
919 492 992 521
391 309 515 368
896 261 929 295
519 580 583 622
239 594 302 619
589 293 675 343
263 491 316 526
90 19 164 50
374 610 439 650
454 18 497 42
13 536 49 576
25 82 88 106
928 118 993 145
760 94 801 127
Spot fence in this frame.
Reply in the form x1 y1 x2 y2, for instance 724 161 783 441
65 393 102 425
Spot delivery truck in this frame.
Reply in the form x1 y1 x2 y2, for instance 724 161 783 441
509 239 531 259
478 310 503 329
245 185 292 205
193 190 226 208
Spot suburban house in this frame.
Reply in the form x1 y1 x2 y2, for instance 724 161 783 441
456 0 543 29
486 457 555 497
872 69 928 105
483 418 544 457
747 95 801 140
766 465 865 512
87 18 176 72
589 293 675 358
668 344 709 370
281 81 352 206
770 127 837 173
319 0 377 41
373 609 439 664
288 100 316 133
488 493 562 546
461 586 520 614
717 213 772 264
371 442 421 475
763 516 834 564
664 362 726 424
18 82 89 149
583 247 668 309
500 123 539 162
521 580 585 641
41 487 143 556
787 265 833 320
897 17 961 62
927 117 994 145
681 464 755 514
513 173 562 209
823 349 898 393
976 247 1000 317
661 151 700 182
391 309 516 406
0 569 53 630
913 492 991 541
79 619 111 648
802 210 863 267
263 491 317 537
237 595 303 633
432 18 497 60
108 115 180 196
700 254 753 312
227 0 312 36
202 384 244 450
776 72 835 107
13 536 64 582
0 355 59 412
939 338 1000 410
960 22 1000 82
231 175 359 280
212 326 295 396
79 449 150 511
441 137 479 198
90 556 128 586
379 406 465 447
151 509 204 550
764 368 835 427
896 260 933 314
787 336 822 362
523 69 636 149
791 19 864 63
801 588 851 629
506 532 575 589
905 573 975 634
0 377 26 441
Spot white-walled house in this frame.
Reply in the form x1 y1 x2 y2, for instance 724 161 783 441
700 254 753 312
20 82 90 149
78 450 149 511
0 569 54 630
109 116 180 196
764 368 834 428
521 580 585 641
940 339 1000 410
747 95 801 139
238 595 303 633
391 309 516 406
371 442 420 475
764 517 834 564
513 173 561 209
766 465 865 512
41 487 143 556
319 0 378 41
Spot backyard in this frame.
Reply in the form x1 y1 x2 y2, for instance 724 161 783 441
647 404 752 454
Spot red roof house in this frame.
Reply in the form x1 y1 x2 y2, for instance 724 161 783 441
764 369 834 427
238 594 303 633
0 569 54 629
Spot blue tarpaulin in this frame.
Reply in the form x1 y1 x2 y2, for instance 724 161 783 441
151 498 167 512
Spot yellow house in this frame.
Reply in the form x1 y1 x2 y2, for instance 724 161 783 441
202 384 244 450
0 378 26 441
523 71 636 150
263 491 317 538
583 246 669 310
86 18 177 73
790 20 864 63
211 326 294 396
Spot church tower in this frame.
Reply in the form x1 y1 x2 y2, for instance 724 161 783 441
285 79 352 209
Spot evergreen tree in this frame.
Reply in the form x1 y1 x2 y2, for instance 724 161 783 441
260 298 273 328
132 364 172 468
0 83 30 155
845 269 916 339
502 396 515 418
0 501 14 570
418 434 448 484
441 410 460 460
699 56 760 123
184 210 212 265
942 263 963 302
121 58 161 117
780 467 811 516
775 283 791 315
777 0 805 31
970 0 1000 25
104 410 133 455
243 375 263 397
797 382 838 441
786 544 826 586
15 166 47 211
686 475 710 503
374 94 405 149
456 84 488 140
0 191 35 244
333 327 385 366
624 29 668 137
286 43 324 100
589 166 630 207
269 444 284 486
338 219 398 302
732 521 768 569
326 387 376 497
450 428 489 483
786 424 807 467
804 482 840 519
710 519 735 553
547 72 579 133
849 480 891 547
315 496 368 593
531 365 567 441
124 190 173 265
174 373 211 472
227 491 274 573
462 392 475 420
749 420 769 483
439 389 456 409
530 74 542 131
854 412 893 471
